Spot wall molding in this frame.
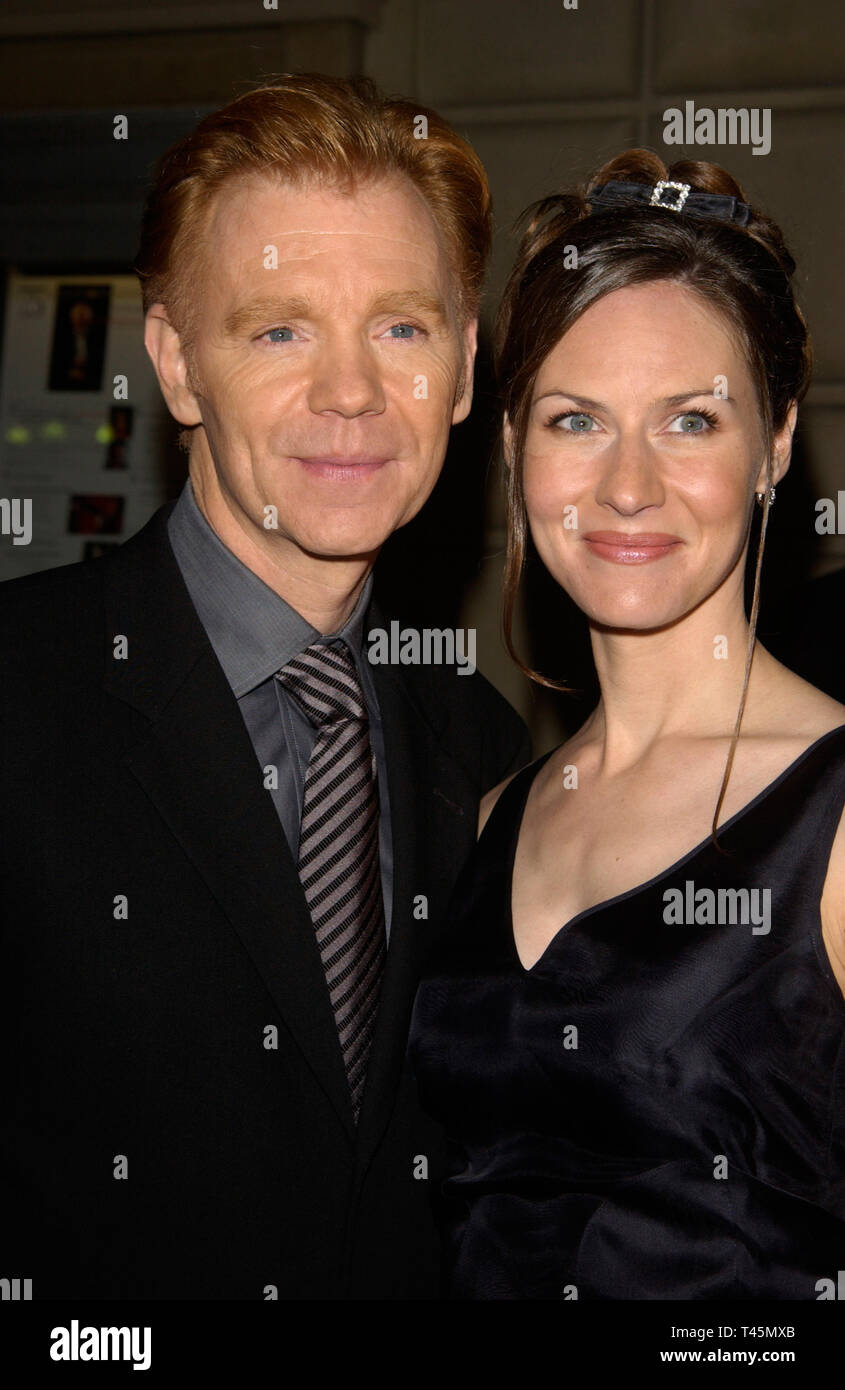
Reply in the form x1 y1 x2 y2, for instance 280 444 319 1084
0 0 385 38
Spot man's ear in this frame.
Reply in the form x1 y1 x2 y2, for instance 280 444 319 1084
451 316 478 424
755 401 797 493
144 305 203 427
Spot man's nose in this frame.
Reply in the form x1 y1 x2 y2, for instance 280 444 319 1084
307 334 386 417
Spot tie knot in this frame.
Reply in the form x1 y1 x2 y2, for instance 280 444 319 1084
275 640 367 727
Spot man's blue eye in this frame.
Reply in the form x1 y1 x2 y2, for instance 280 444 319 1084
388 323 417 339
266 327 294 343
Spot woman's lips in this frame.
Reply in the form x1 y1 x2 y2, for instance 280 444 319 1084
293 454 392 481
583 531 683 564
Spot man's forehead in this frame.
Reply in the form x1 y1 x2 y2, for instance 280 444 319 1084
208 170 446 260
229 229 443 268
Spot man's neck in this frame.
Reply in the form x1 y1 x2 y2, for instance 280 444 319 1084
188 466 376 635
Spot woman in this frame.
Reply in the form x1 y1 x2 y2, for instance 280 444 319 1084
408 149 845 1300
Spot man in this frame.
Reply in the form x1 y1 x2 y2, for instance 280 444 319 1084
0 75 529 1299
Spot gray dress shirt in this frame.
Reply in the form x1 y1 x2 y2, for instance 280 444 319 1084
166 477 393 937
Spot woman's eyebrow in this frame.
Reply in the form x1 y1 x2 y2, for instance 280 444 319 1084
534 387 734 407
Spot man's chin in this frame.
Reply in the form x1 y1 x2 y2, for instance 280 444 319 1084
294 533 390 564
280 516 388 561
280 502 422 562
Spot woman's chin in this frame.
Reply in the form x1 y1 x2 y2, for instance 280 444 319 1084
578 597 688 633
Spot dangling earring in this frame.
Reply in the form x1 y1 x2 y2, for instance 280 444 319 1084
755 485 776 506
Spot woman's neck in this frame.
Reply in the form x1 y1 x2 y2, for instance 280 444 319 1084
583 587 772 774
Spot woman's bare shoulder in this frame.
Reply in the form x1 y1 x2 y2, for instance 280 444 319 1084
753 651 845 741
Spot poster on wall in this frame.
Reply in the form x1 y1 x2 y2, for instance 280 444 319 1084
0 270 172 580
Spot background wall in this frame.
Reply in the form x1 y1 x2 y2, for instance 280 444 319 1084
1 0 843 746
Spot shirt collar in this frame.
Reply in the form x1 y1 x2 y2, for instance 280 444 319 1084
166 477 374 698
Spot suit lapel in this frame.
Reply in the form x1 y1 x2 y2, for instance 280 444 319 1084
101 504 357 1144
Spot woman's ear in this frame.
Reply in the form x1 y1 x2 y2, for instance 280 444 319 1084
754 401 797 493
772 401 798 488
503 413 514 472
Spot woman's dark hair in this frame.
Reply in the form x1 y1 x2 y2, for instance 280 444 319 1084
494 147 812 848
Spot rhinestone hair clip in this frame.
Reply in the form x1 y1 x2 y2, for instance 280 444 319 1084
588 179 752 226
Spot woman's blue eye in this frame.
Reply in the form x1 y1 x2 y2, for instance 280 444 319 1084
265 327 295 343
387 322 417 339
556 412 595 432
670 411 717 433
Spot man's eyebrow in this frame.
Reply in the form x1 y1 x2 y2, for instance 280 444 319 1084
366 290 450 324
222 296 312 339
222 289 451 339
534 387 734 408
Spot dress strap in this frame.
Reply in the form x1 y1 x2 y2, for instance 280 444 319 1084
480 749 554 849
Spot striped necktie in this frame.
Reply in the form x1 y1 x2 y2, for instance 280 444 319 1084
276 640 386 1121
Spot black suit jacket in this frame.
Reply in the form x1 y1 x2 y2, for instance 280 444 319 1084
0 501 529 1300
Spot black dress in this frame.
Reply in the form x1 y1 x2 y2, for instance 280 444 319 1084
409 726 845 1299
